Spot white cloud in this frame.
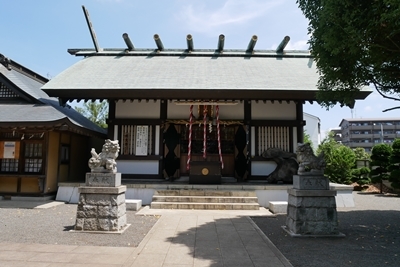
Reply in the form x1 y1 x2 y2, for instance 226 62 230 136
282 39 309 50
364 106 373 112
176 0 282 34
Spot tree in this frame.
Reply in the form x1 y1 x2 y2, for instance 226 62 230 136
297 0 400 111
318 132 356 184
351 167 371 187
370 143 392 193
75 100 108 128
388 139 400 189
351 147 371 187
353 147 370 161
303 130 314 152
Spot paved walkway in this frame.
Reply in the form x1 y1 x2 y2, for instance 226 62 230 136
0 205 292 267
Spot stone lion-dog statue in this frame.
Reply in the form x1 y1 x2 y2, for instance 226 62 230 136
88 139 120 173
296 143 325 175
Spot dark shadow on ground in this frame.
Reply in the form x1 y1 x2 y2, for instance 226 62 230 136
63 225 74 231
252 209 400 267
165 216 287 267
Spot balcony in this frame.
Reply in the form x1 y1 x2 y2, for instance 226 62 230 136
348 125 372 131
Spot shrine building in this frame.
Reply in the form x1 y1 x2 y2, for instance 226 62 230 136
42 32 371 185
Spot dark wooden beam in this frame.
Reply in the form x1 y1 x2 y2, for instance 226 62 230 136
246 35 258 52
122 33 134 51
276 36 290 53
296 101 304 143
82 6 100 52
186 34 194 51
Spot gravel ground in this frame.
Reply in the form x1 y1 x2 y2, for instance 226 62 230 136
252 192 400 267
0 203 159 247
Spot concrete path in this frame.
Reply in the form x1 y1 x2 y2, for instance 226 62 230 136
0 207 292 267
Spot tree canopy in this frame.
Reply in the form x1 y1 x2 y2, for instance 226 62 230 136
388 139 400 189
297 0 400 110
370 143 392 193
318 132 356 184
75 100 108 128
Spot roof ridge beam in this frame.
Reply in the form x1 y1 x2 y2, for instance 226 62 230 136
246 35 258 53
154 34 164 51
122 33 135 51
276 36 290 53
217 34 225 52
82 5 101 53
186 34 194 51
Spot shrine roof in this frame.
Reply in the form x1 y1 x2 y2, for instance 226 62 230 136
0 53 106 137
42 49 372 103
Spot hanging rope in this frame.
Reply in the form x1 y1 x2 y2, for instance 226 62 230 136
216 105 224 169
203 105 207 159
186 105 193 171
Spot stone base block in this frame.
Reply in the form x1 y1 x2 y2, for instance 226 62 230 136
286 192 342 236
126 199 142 211
293 175 330 190
74 189 127 232
86 172 121 187
269 201 287 214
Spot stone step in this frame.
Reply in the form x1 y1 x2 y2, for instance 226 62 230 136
152 196 258 203
154 190 256 197
150 202 260 210
269 201 288 214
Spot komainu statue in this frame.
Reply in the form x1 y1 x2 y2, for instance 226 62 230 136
296 143 325 175
88 139 120 173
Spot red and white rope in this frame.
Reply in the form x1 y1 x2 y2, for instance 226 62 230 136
186 105 193 171
203 105 207 159
216 105 224 169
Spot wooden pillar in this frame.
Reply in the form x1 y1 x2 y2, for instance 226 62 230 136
107 100 116 139
244 100 251 180
296 101 304 143
159 100 167 178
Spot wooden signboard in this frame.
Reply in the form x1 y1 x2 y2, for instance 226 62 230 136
135 126 148 156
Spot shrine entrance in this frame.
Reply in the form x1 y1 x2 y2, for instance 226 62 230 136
180 124 235 177
163 103 247 181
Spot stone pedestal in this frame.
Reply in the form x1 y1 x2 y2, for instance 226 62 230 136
74 173 129 233
284 175 344 237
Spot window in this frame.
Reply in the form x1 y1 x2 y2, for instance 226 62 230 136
0 82 19 98
1 159 19 172
60 144 70 163
120 125 154 156
24 142 43 173
0 132 45 174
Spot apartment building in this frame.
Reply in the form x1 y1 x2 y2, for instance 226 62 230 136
339 118 400 152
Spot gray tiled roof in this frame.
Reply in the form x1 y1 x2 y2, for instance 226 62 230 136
0 64 51 101
0 56 106 136
42 50 372 101
43 53 320 91
0 101 106 134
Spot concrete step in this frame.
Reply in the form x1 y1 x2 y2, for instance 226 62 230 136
151 189 260 210
152 196 258 203
150 202 260 210
154 190 256 197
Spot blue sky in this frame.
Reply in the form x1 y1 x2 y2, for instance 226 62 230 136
2 0 398 137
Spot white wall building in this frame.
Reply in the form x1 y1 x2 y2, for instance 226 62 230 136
304 112 321 151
